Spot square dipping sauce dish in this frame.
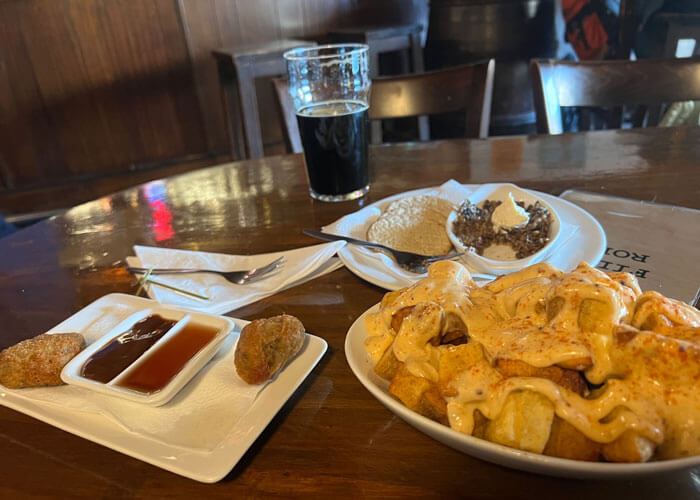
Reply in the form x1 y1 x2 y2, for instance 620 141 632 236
446 183 562 274
61 306 235 406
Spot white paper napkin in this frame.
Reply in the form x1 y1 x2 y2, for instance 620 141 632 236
127 242 346 314
324 179 579 288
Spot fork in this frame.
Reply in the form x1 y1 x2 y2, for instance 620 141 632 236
303 229 466 274
126 256 285 285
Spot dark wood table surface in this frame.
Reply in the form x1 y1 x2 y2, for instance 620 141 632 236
1 127 699 498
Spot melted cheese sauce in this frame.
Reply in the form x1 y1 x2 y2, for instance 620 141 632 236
364 260 700 459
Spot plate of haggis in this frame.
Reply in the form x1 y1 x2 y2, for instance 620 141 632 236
324 180 606 290
0 293 326 482
345 260 700 478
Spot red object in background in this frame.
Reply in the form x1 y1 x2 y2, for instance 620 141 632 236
563 0 610 60
150 199 175 242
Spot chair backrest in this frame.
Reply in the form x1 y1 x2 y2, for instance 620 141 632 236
530 57 700 134
272 60 495 153
271 77 304 155
369 60 495 139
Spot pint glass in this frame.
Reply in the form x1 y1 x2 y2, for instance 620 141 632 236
284 44 370 202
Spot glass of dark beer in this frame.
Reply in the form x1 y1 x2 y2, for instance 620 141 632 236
284 44 370 202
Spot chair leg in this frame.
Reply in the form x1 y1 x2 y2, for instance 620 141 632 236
236 63 265 159
417 116 430 141
371 121 383 144
410 32 429 140
216 59 247 161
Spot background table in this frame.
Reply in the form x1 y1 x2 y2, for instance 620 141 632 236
1 127 699 498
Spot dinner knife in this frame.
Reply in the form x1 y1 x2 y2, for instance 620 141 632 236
302 229 390 251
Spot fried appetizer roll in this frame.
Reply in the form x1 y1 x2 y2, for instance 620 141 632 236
234 314 305 384
0 333 85 388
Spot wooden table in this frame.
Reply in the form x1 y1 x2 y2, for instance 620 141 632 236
1 127 699 498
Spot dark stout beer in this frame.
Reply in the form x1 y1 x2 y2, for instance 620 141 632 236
296 100 369 200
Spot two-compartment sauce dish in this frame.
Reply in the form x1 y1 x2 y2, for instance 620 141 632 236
61 307 235 406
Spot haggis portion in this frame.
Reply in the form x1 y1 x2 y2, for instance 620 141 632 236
0 333 85 388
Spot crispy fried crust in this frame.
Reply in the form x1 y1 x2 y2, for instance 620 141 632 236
544 416 602 461
234 314 305 385
495 358 587 396
389 364 448 424
0 333 85 388
374 345 401 381
602 431 655 463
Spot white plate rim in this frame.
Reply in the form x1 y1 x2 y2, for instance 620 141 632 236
344 303 700 479
334 184 607 291
0 293 327 483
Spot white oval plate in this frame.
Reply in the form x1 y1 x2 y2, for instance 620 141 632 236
345 304 700 479
325 182 606 291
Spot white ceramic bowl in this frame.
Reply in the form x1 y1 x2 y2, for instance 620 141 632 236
446 183 561 274
62 306 234 406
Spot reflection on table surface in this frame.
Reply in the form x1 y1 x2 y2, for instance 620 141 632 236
1 127 699 498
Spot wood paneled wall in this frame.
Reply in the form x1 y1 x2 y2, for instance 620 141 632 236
0 0 426 199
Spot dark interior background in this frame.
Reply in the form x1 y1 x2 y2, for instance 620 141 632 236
0 0 428 214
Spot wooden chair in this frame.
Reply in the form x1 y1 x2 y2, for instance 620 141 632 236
273 60 495 153
328 24 425 78
329 24 427 143
213 39 316 160
530 57 700 134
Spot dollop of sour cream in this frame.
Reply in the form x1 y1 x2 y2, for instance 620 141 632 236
490 192 529 232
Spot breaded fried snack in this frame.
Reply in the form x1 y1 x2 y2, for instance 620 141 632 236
0 333 85 388
234 314 305 384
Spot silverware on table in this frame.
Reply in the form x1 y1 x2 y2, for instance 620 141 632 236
303 229 467 274
126 256 285 285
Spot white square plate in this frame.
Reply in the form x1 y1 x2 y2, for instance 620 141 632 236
0 294 327 482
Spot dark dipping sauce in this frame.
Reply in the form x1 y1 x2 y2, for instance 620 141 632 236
81 315 177 384
116 322 220 394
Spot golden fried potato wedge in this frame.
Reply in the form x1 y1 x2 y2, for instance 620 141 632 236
389 365 447 423
602 431 655 463
416 385 448 425
438 343 485 398
391 306 415 333
485 390 554 454
441 330 468 346
578 298 612 333
544 416 601 461
495 358 587 396
374 344 401 381
546 296 565 321
472 409 488 439
389 364 432 411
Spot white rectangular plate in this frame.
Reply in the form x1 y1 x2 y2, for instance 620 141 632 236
0 293 327 483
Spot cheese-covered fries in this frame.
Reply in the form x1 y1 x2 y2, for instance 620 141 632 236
365 261 700 462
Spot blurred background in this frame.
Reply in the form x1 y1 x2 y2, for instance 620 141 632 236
0 0 696 229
